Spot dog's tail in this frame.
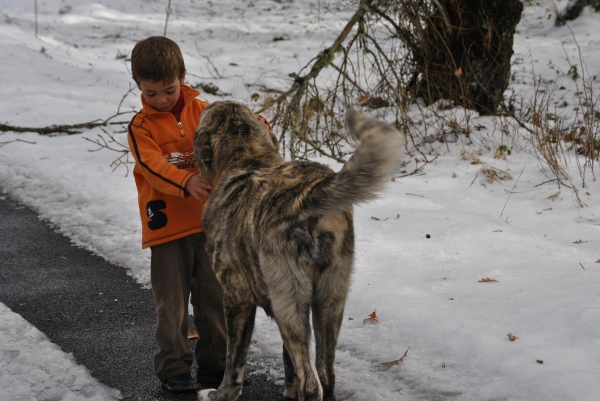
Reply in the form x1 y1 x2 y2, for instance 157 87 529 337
304 111 405 216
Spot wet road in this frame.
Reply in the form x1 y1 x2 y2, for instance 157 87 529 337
0 193 284 401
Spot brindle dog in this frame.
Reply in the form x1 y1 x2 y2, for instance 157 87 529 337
195 101 404 401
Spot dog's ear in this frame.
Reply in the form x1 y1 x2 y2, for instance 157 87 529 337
194 127 212 178
268 131 280 151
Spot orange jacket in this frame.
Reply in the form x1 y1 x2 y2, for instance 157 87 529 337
127 85 208 249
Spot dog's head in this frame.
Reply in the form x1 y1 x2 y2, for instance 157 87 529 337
194 101 281 182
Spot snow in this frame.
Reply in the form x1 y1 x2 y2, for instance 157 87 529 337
0 303 121 400
0 0 599 400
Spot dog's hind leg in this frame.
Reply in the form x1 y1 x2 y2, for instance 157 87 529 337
274 306 323 401
311 266 352 401
199 303 257 401
311 294 345 401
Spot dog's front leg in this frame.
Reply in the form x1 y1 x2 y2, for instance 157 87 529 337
282 343 299 399
198 303 257 401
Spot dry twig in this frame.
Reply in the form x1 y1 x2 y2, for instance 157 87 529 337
84 127 134 175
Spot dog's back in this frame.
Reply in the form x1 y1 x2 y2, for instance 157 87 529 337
201 157 354 314
196 102 404 401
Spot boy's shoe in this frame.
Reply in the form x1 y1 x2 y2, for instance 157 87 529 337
163 373 198 392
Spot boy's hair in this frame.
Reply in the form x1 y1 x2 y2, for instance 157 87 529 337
131 36 185 84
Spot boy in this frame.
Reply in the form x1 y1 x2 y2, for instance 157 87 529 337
127 36 227 392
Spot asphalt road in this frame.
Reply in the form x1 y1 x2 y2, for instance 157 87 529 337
0 193 284 401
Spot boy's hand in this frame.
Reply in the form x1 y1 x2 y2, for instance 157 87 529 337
185 174 212 203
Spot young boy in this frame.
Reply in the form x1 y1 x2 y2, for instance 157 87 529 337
127 36 227 392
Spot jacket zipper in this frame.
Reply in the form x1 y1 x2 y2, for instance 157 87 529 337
177 100 189 137
177 121 184 137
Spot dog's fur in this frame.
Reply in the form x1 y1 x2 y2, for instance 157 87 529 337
195 101 404 401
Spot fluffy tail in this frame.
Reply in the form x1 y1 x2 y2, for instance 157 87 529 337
305 111 405 216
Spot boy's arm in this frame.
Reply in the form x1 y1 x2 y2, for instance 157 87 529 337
127 123 194 198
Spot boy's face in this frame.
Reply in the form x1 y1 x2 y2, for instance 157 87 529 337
137 71 186 112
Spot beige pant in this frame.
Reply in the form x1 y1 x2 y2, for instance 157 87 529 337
150 232 227 382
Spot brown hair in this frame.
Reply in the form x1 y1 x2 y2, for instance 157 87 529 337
131 36 185 84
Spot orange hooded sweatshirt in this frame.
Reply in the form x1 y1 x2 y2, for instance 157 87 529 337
127 85 208 249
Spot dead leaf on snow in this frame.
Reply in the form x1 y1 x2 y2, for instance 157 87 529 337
536 360 544 364
573 239 587 244
478 277 499 283
507 333 518 341
381 348 409 366
363 310 379 324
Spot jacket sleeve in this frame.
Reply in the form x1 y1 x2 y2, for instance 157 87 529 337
256 114 272 131
127 118 193 198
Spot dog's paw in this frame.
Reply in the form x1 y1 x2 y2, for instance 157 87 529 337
283 388 298 399
198 388 217 400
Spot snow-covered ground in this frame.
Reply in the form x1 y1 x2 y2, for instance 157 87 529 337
0 303 121 400
1 0 599 400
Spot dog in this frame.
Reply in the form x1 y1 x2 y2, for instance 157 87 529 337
195 101 405 401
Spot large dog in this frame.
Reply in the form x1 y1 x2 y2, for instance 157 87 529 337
195 101 405 401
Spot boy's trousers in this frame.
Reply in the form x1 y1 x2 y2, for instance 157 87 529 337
150 232 227 382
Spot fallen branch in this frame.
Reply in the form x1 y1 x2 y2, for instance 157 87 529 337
0 118 132 136
1 85 137 135
258 0 370 116
258 0 371 160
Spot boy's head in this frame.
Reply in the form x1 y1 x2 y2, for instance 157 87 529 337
131 36 187 112
131 36 185 85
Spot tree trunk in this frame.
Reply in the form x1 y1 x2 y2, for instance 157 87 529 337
412 0 523 115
